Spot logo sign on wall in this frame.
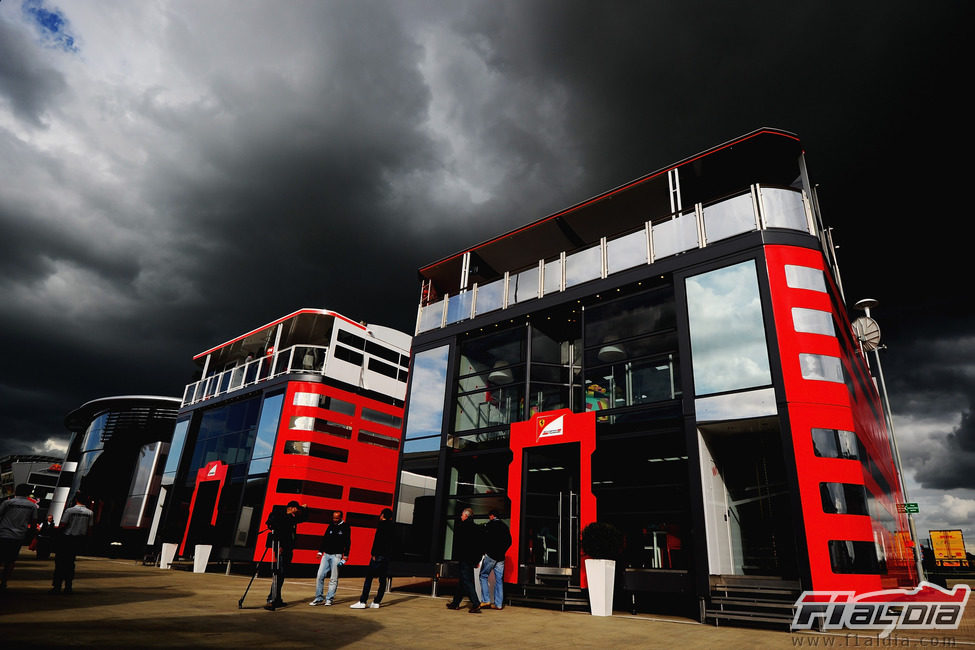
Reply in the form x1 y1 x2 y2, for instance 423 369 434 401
536 414 565 441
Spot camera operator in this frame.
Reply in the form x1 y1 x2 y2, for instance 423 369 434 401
264 500 307 610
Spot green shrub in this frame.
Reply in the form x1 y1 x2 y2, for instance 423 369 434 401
581 521 624 560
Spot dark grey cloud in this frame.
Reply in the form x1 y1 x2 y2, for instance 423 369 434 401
0 17 66 127
0 0 973 472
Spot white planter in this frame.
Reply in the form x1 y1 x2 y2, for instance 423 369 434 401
193 544 212 573
160 543 177 569
585 558 616 616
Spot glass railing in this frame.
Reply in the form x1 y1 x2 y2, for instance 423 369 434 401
416 185 812 334
181 344 329 407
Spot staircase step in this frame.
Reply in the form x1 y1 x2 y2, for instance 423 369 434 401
705 609 794 625
508 596 589 611
709 597 796 610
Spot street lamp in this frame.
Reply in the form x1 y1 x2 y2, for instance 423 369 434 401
853 298 925 583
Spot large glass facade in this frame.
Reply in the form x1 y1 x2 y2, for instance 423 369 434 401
247 391 285 475
583 287 679 415
395 345 450 561
685 260 771 396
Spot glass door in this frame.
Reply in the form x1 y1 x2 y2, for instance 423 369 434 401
522 443 580 571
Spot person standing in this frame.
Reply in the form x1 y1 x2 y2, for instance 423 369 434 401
36 514 56 560
264 500 307 610
479 510 511 610
0 484 39 590
51 493 92 594
309 510 350 606
446 507 482 613
350 508 393 609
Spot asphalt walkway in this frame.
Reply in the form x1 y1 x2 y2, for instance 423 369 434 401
1 553 972 648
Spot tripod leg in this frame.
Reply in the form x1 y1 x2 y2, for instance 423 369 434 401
268 539 281 609
239 545 271 609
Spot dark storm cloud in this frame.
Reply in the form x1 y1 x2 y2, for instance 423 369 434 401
0 16 66 126
914 396 975 491
0 0 972 466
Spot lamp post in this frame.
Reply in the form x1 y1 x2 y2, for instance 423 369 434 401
853 298 925 583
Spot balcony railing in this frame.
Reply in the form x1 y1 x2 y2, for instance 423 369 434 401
417 184 813 334
182 344 329 407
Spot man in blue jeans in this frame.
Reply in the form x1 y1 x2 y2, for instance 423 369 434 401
310 510 350 606
478 510 511 610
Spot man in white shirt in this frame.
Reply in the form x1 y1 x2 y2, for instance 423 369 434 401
51 493 93 594
0 483 38 590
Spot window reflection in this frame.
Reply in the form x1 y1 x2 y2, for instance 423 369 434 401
686 260 771 396
404 346 450 441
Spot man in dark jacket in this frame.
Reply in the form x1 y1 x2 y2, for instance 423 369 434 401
310 510 351 606
350 508 394 609
264 500 306 610
478 509 511 610
446 507 482 613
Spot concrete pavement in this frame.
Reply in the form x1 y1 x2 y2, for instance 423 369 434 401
1 552 973 648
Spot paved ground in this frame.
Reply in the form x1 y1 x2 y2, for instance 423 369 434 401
1 553 973 648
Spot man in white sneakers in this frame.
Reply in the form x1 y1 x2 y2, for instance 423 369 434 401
309 510 350 606
350 508 394 609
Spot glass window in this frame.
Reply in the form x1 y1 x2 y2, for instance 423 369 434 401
784 265 827 293
811 428 859 459
361 407 403 429
368 357 400 379
337 330 366 349
334 345 364 366
349 487 394 506
454 385 525 432
365 340 401 365
283 440 349 463
685 260 771 396
792 307 836 336
799 353 845 383
292 392 355 415
607 229 647 275
694 387 776 422
248 392 284 475
828 540 885 575
447 452 510 497
403 436 441 454
403 346 450 440
276 478 343 500
584 289 676 345
81 413 109 453
702 193 756 243
358 429 400 450
289 416 352 439
762 187 809 232
162 419 190 485
584 355 678 409
820 482 869 515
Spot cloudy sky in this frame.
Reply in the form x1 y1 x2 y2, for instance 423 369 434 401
2 1 972 550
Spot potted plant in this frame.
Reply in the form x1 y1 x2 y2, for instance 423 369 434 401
581 521 623 616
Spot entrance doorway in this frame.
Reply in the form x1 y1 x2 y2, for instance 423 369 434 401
522 443 580 578
698 420 797 578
